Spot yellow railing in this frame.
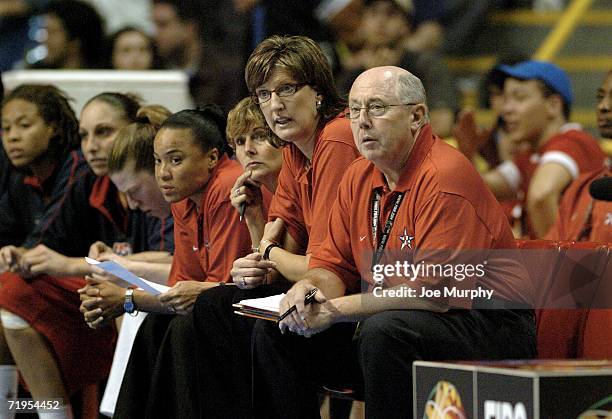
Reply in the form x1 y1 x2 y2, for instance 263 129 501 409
534 0 594 60
490 9 612 25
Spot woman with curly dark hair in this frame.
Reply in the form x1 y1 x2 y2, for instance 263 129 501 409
0 84 93 416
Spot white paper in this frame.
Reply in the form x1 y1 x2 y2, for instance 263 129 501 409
237 293 285 313
85 257 169 295
99 312 148 417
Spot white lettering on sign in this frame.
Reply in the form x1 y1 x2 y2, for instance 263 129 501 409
484 400 527 419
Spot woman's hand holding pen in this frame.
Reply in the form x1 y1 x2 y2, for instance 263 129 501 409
230 170 265 222
278 281 338 338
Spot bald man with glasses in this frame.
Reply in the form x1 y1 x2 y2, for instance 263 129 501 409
252 66 535 419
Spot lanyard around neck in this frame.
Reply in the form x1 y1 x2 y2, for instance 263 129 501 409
371 189 405 270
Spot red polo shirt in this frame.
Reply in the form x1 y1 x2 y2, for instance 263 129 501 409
168 155 252 286
546 167 612 242
267 115 360 254
310 125 532 308
497 125 606 238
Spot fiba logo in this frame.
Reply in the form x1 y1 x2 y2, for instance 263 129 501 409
483 400 527 419
423 381 466 419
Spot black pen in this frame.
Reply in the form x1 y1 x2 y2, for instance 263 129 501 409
239 202 246 222
277 288 319 323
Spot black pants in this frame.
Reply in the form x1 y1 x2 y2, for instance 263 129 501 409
253 309 536 419
116 283 291 419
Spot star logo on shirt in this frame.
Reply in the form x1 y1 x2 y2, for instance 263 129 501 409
399 228 414 250
605 212 612 226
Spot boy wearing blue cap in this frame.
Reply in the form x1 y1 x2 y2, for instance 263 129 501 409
481 60 606 238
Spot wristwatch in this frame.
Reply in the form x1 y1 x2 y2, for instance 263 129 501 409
124 288 138 316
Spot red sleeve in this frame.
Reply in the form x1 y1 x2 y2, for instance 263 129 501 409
541 132 606 175
309 173 361 293
203 199 252 283
167 203 204 286
267 159 308 246
307 139 361 254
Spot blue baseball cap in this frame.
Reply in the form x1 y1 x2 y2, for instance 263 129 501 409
498 60 573 107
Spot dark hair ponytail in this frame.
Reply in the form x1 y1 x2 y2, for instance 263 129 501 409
161 104 231 156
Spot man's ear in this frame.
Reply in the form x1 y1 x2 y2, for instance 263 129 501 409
410 103 427 131
545 94 563 119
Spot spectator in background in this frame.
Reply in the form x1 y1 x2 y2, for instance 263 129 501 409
0 1 42 71
152 0 239 111
411 0 502 55
480 61 606 238
234 0 339 70
453 57 529 237
547 70 612 243
151 0 203 72
28 0 106 69
109 26 159 70
227 0 342 108
454 56 530 170
83 0 153 35
337 0 457 137
539 71 612 364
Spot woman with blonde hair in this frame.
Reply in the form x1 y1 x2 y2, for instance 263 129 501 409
79 104 177 329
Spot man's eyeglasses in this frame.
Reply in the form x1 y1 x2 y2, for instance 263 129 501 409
253 83 308 104
345 103 419 120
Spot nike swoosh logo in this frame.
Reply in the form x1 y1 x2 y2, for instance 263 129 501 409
192 246 198 252
360 236 367 242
